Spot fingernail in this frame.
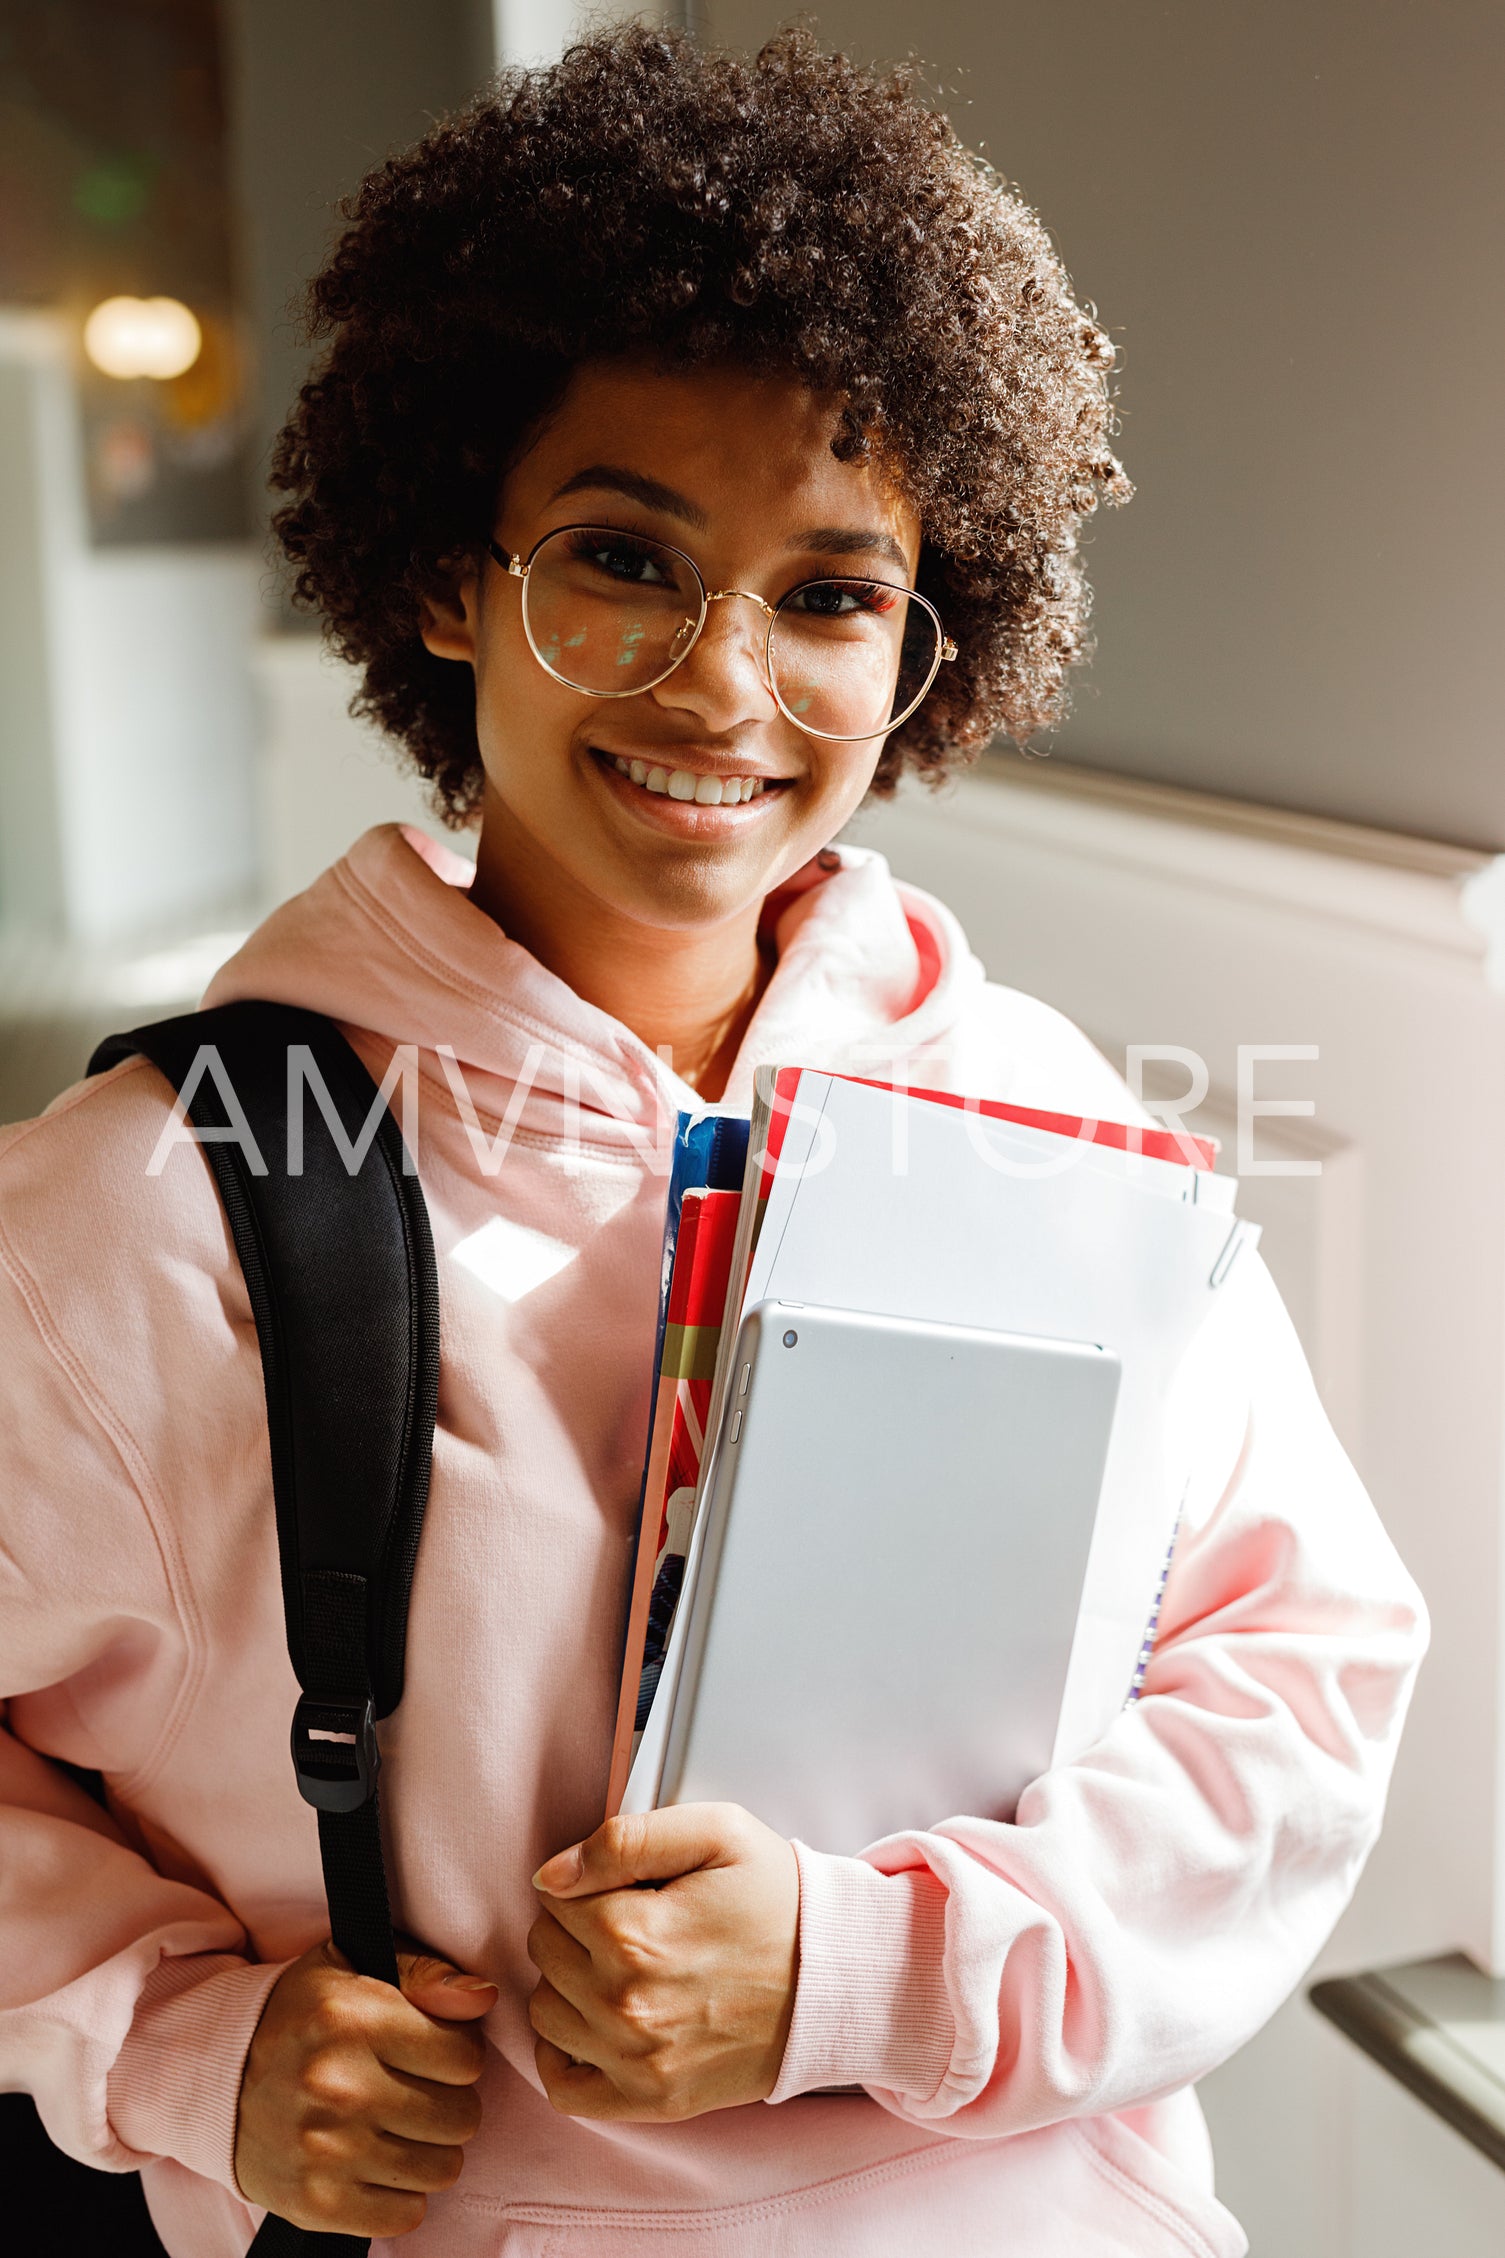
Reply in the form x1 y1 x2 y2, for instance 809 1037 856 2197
446 1973 498 1992
532 1844 583 1892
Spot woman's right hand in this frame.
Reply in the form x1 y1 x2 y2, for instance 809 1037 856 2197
234 1939 497 2238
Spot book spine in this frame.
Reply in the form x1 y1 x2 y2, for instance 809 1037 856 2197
614 1189 743 1802
606 1194 707 1812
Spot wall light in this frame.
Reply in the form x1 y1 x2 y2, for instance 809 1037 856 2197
83 296 202 381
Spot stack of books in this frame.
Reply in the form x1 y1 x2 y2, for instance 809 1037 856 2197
608 1068 1253 1852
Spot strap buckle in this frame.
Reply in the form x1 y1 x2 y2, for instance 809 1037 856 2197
290 1695 380 1813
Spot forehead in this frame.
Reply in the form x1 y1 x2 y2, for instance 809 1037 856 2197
507 358 919 557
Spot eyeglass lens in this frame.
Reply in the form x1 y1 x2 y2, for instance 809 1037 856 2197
521 526 941 739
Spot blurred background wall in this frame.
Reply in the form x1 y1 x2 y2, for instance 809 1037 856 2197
0 0 260 948
222 0 493 519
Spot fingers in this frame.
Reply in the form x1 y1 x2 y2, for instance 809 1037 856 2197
525 1906 595 2008
235 1939 494 2239
300 1985 487 2090
524 1811 801 2127
370 2065 484 2149
534 2036 637 2120
527 1976 600 2064
273 2123 461 2238
533 1802 751 1899
526 1909 663 2077
285 2180 430 2241
531 1854 687 1967
378 2017 489 2087
534 2036 689 2123
396 1949 499 2024
306 1941 492 2080
359 2130 468 2196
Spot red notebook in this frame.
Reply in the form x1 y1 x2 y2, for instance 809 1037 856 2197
773 1070 1217 1179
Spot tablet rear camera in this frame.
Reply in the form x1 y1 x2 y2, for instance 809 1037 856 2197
782 1329 798 1347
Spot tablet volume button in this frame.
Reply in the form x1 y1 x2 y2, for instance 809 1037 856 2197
729 1410 742 1442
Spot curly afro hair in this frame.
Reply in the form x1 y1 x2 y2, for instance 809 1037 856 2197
271 23 1130 825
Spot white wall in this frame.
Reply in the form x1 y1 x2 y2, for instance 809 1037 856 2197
1201 1991 1505 2258
493 0 678 66
0 314 260 944
0 320 71 931
254 637 468 903
55 546 260 941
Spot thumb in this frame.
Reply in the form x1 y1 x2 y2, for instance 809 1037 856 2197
533 1803 741 1899
396 1949 498 2021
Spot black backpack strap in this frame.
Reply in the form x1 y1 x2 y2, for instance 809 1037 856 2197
90 1000 440 2256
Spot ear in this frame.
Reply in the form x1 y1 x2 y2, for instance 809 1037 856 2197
418 564 481 664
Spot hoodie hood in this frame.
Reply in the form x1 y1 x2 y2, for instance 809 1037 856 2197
203 823 984 1132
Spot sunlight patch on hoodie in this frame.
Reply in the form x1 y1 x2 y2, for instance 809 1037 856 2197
451 1215 577 1302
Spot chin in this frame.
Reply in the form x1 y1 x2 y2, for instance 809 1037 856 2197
595 848 777 935
623 877 770 935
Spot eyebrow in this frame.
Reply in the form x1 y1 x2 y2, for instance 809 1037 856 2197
794 524 911 574
545 467 911 576
548 465 710 529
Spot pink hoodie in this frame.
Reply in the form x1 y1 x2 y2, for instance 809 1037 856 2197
0 823 1425 2258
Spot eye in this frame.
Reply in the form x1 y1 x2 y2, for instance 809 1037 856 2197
785 578 903 618
564 531 674 587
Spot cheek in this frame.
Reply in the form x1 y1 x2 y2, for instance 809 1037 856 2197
806 741 885 822
473 614 581 787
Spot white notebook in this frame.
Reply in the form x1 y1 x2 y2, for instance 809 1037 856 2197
657 1300 1121 1851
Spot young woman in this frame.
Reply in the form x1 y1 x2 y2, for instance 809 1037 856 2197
0 29 1424 2258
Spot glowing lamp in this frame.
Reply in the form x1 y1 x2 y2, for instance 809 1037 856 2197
83 296 202 381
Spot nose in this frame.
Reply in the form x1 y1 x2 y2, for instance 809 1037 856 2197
649 589 779 733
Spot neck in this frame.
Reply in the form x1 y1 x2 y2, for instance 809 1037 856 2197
469 797 772 1100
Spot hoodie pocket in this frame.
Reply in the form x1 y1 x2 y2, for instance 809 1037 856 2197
456 2117 1249 2258
1073 2113 1249 2258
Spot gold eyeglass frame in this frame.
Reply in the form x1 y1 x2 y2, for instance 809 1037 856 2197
486 525 957 744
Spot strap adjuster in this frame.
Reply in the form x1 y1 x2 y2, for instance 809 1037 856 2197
291 1695 380 1813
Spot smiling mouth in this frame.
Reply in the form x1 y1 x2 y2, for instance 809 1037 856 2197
593 750 787 807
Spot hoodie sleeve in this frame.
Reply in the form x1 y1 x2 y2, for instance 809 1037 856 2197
0 1227 278 2190
769 1252 1428 2126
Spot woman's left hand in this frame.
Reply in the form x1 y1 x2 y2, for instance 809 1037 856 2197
527 1802 799 2120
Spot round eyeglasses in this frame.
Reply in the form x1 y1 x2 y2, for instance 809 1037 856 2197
487 524 957 744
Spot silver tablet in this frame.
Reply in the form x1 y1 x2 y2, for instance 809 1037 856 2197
658 1300 1122 1852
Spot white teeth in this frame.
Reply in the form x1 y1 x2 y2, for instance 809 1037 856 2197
609 756 770 803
